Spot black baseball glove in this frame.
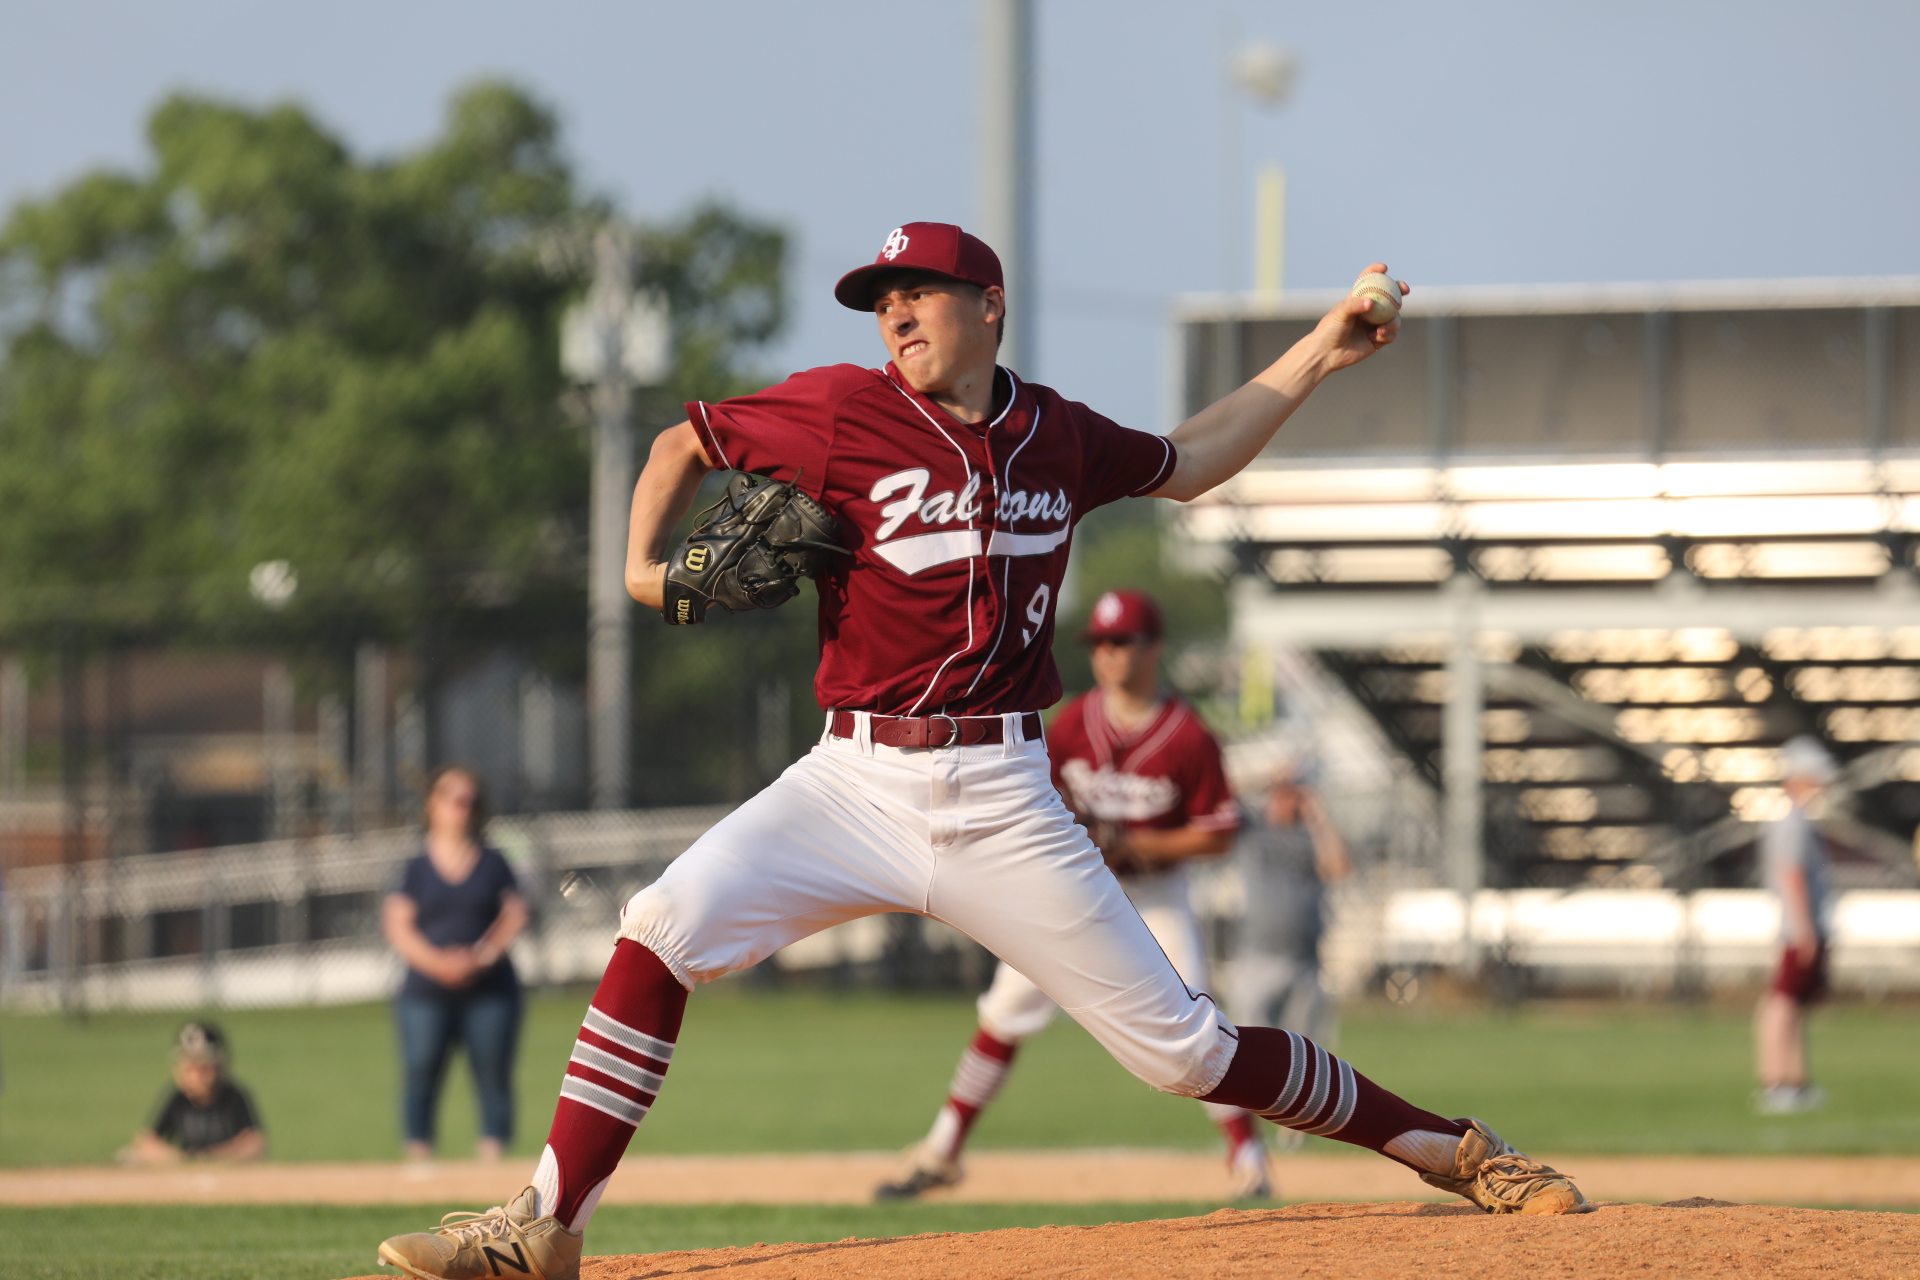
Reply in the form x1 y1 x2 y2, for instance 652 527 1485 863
662 471 848 625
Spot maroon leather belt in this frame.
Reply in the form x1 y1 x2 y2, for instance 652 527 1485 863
829 710 1043 749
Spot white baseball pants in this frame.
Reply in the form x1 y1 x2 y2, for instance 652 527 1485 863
975 868 1209 1043
619 712 1237 1098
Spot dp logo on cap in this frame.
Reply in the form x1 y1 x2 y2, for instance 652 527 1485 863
881 228 910 261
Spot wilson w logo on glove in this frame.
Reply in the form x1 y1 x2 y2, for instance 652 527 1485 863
661 471 848 625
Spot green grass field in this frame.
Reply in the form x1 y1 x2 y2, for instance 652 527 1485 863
0 1202 1232 1280
5 988 1920 1165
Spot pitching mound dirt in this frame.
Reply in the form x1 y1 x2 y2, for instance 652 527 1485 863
346 1200 1919 1279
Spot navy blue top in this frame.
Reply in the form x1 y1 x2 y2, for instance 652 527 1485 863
394 845 521 999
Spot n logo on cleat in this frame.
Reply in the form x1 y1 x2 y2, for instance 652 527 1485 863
482 1243 531 1275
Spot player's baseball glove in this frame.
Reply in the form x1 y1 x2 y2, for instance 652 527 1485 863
662 471 848 625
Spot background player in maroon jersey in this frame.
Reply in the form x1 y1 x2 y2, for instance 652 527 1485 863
377 222 1583 1280
876 587 1270 1201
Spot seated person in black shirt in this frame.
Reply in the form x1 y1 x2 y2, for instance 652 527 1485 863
119 1022 266 1164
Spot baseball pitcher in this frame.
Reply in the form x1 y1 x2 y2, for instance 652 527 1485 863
376 222 1587 1280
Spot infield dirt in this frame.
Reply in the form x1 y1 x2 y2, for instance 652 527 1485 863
343 1201 1919 1279
18 1150 1920 1207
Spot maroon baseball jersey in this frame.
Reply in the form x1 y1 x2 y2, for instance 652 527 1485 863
687 363 1177 716
1048 690 1240 834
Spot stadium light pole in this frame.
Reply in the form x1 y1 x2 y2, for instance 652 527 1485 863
979 0 1035 375
1222 41 1299 294
588 230 634 813
566 226 670 811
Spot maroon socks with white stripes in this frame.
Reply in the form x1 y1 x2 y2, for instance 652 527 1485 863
532 940 688 1229
1200 1026 1468 1173
529 949 1464 1232
921 1028 1267 1174
921 1029 1020 1161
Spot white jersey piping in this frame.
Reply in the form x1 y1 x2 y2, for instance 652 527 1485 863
694 402 735 471
964 370 1040 696
1123 700 1189 772
1133 434 1175 495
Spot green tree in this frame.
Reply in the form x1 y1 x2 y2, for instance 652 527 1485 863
0 82 787 646
0 80 799 802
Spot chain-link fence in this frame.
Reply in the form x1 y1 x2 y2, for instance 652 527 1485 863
0 808 726 1013
0 801 1009 1014
8 792 1920 1016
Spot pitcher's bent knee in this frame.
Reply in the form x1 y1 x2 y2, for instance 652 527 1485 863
617 864 786 989
1070 983 1240 1099
616 884 703 989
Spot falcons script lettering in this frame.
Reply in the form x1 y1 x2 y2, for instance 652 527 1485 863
865 467 1072 576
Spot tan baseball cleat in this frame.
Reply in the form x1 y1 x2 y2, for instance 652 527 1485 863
376 1186 582 1280
1418 1119 1591 1215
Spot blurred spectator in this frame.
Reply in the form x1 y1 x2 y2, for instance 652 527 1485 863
119 1022 265 1164
382 765 528 1162
1754 736 1837 1115
1231 763 1351 1126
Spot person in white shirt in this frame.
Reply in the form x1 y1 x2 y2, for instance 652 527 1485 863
1754 736 1837 1115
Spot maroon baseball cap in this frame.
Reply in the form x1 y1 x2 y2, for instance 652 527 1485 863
1082 590 1164 643
834 222 1005 311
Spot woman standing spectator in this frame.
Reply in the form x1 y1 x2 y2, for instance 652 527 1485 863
382 766 528 1162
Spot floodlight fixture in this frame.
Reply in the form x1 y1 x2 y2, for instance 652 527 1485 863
248 559 298 608
1232 42 1300 109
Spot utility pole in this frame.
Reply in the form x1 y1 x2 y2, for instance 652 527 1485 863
979 0 1035 375
1254 163 1286 298
1224 41 1300 294
566 226 670 811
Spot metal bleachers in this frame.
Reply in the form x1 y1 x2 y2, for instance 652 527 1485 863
1173 277 1920 898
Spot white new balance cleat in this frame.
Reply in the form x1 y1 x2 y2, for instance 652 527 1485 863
377 1186 582 1280
872 1143 963 1201
1755 1084 1827 1115
1227 1140 1274 1200
1418 1119 1591 1215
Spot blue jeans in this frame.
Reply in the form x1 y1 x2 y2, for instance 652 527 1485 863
395 986 523 1146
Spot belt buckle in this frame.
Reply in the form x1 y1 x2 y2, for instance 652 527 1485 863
929 714 960 748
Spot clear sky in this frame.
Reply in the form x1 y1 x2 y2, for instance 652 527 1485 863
3 1 1916 431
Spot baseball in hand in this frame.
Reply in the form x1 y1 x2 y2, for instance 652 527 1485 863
1350 271 1403 326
